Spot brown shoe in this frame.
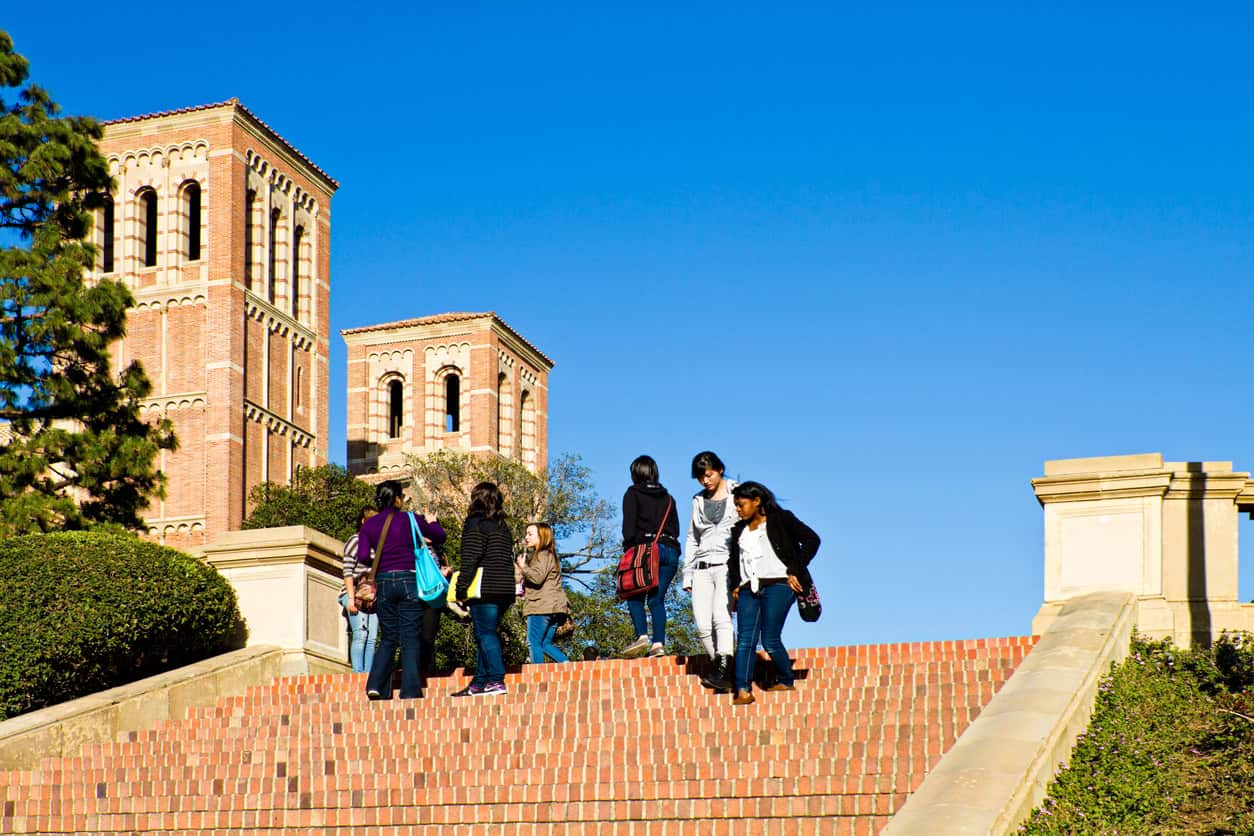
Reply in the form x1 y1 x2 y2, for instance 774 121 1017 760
732 690 756 705
766 683 796 692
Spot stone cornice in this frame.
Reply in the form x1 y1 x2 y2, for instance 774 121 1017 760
139 392 208 412
245 292 316 351
1164 470 1251 501
1031 470 1174 505
244 401 314 448
1237 479 1254 515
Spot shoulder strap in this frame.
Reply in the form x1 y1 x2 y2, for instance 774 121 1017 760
364 511 396 584
653 498 674 542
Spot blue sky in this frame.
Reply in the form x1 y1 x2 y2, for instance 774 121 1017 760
7 3 1254 648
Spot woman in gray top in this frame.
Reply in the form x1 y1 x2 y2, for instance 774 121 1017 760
682 450 738 692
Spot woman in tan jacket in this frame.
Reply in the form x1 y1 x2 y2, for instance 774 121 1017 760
517 522 571 663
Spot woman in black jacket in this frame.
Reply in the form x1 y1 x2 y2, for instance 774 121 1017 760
727 481 820 705
621 455 682 658
451 482 517 697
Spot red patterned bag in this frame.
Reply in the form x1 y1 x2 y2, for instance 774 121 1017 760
616 499 673 600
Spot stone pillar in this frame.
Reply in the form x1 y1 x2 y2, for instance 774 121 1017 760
1031 453 1254 646
202 525 349 675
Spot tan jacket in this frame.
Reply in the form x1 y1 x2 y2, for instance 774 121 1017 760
519 548 570 616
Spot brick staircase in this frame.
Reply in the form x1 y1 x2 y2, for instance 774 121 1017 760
0 637 1034 835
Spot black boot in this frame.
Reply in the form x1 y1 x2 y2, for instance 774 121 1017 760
703 655 733 693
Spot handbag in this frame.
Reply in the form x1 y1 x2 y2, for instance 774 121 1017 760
409 513 449 604
447 567 484 603
616 498 673 600
797 579 822 623
353 510 399 614
553 613 576 640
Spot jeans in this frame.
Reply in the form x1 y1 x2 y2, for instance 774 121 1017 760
469 599 512 687
365 572 427 699
690 562 734 658
338 590 379 674
627 543 679 646
527 614 569 664
733 581 796 693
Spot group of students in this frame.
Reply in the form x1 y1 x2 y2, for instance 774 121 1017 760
620 451 820 705
338 449 819 707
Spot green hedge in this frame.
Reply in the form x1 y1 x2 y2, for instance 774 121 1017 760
0 532 246 720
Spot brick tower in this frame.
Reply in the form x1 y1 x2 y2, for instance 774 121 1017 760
90 100 337 547
342 313 553 480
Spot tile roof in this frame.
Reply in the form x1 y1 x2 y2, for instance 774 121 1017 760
342 312 554 367
101 99 338 190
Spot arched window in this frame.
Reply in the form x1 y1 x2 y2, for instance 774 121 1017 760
496 372 513 457
388 379 403 438
101 195 115 273
268 207 280 303
520 390 536 469
183 181 202 261
291 225 304 319
445 374 460 433
137 189 158 267
244 189 256 290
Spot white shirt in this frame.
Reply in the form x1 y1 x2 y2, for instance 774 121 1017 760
737 525 790 592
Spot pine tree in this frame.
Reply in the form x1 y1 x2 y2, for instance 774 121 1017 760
0 31 176 536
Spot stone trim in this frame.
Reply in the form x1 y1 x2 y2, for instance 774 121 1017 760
244 400 314 448
885 592 1135 835
245 293 316 351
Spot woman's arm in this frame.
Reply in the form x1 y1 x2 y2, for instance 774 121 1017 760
520 549 554 585
455 519 484 599
416 514 447 546
682 499 699 591
621 489 637 547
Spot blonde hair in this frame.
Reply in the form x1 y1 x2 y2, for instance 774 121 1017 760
526 522 554 555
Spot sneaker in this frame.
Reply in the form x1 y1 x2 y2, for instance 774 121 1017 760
366 689 383 700
478 682 507 696
647 643 665 657
451 684 481 698
623 636 651 658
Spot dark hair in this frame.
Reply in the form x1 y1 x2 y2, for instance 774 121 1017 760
582 646 599 661
732 481 780 516
468 481 505 521
375 480 404 512
630 455 659 485
356 506 375 528
690 450 725 479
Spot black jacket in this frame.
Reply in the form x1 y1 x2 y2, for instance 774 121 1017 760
622 483 681 551
728 509 820 590
457 514 516 600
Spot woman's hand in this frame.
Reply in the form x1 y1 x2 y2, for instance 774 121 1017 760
730 587 739 613
787 575 804 594
346 598 359 615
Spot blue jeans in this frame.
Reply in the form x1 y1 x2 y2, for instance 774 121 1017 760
627 543 679 646
339 591 379 674
469 600 512 687
365 572 427 699
527 614 569 664
734 581 796 693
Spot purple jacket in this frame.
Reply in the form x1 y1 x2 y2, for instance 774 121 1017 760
358 509 446 574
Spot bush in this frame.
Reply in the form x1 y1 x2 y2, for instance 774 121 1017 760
1020 633 1254 834
0 532 246 720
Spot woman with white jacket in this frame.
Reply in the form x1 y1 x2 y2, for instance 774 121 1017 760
682 451 737 692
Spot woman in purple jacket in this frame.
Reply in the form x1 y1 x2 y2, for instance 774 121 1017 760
357 480 446 700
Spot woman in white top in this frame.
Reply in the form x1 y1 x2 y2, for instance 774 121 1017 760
727 481 821 706
682 451 737 692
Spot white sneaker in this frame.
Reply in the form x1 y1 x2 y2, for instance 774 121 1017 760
623 636 651 658
648 643 665 657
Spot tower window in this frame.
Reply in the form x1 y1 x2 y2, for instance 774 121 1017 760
291 225 304 319
445 374 460 433
138 189 158 267
389 379 403 438
101 196 115 273
244 190 256 290
184 181 201 261
268 207 280 303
